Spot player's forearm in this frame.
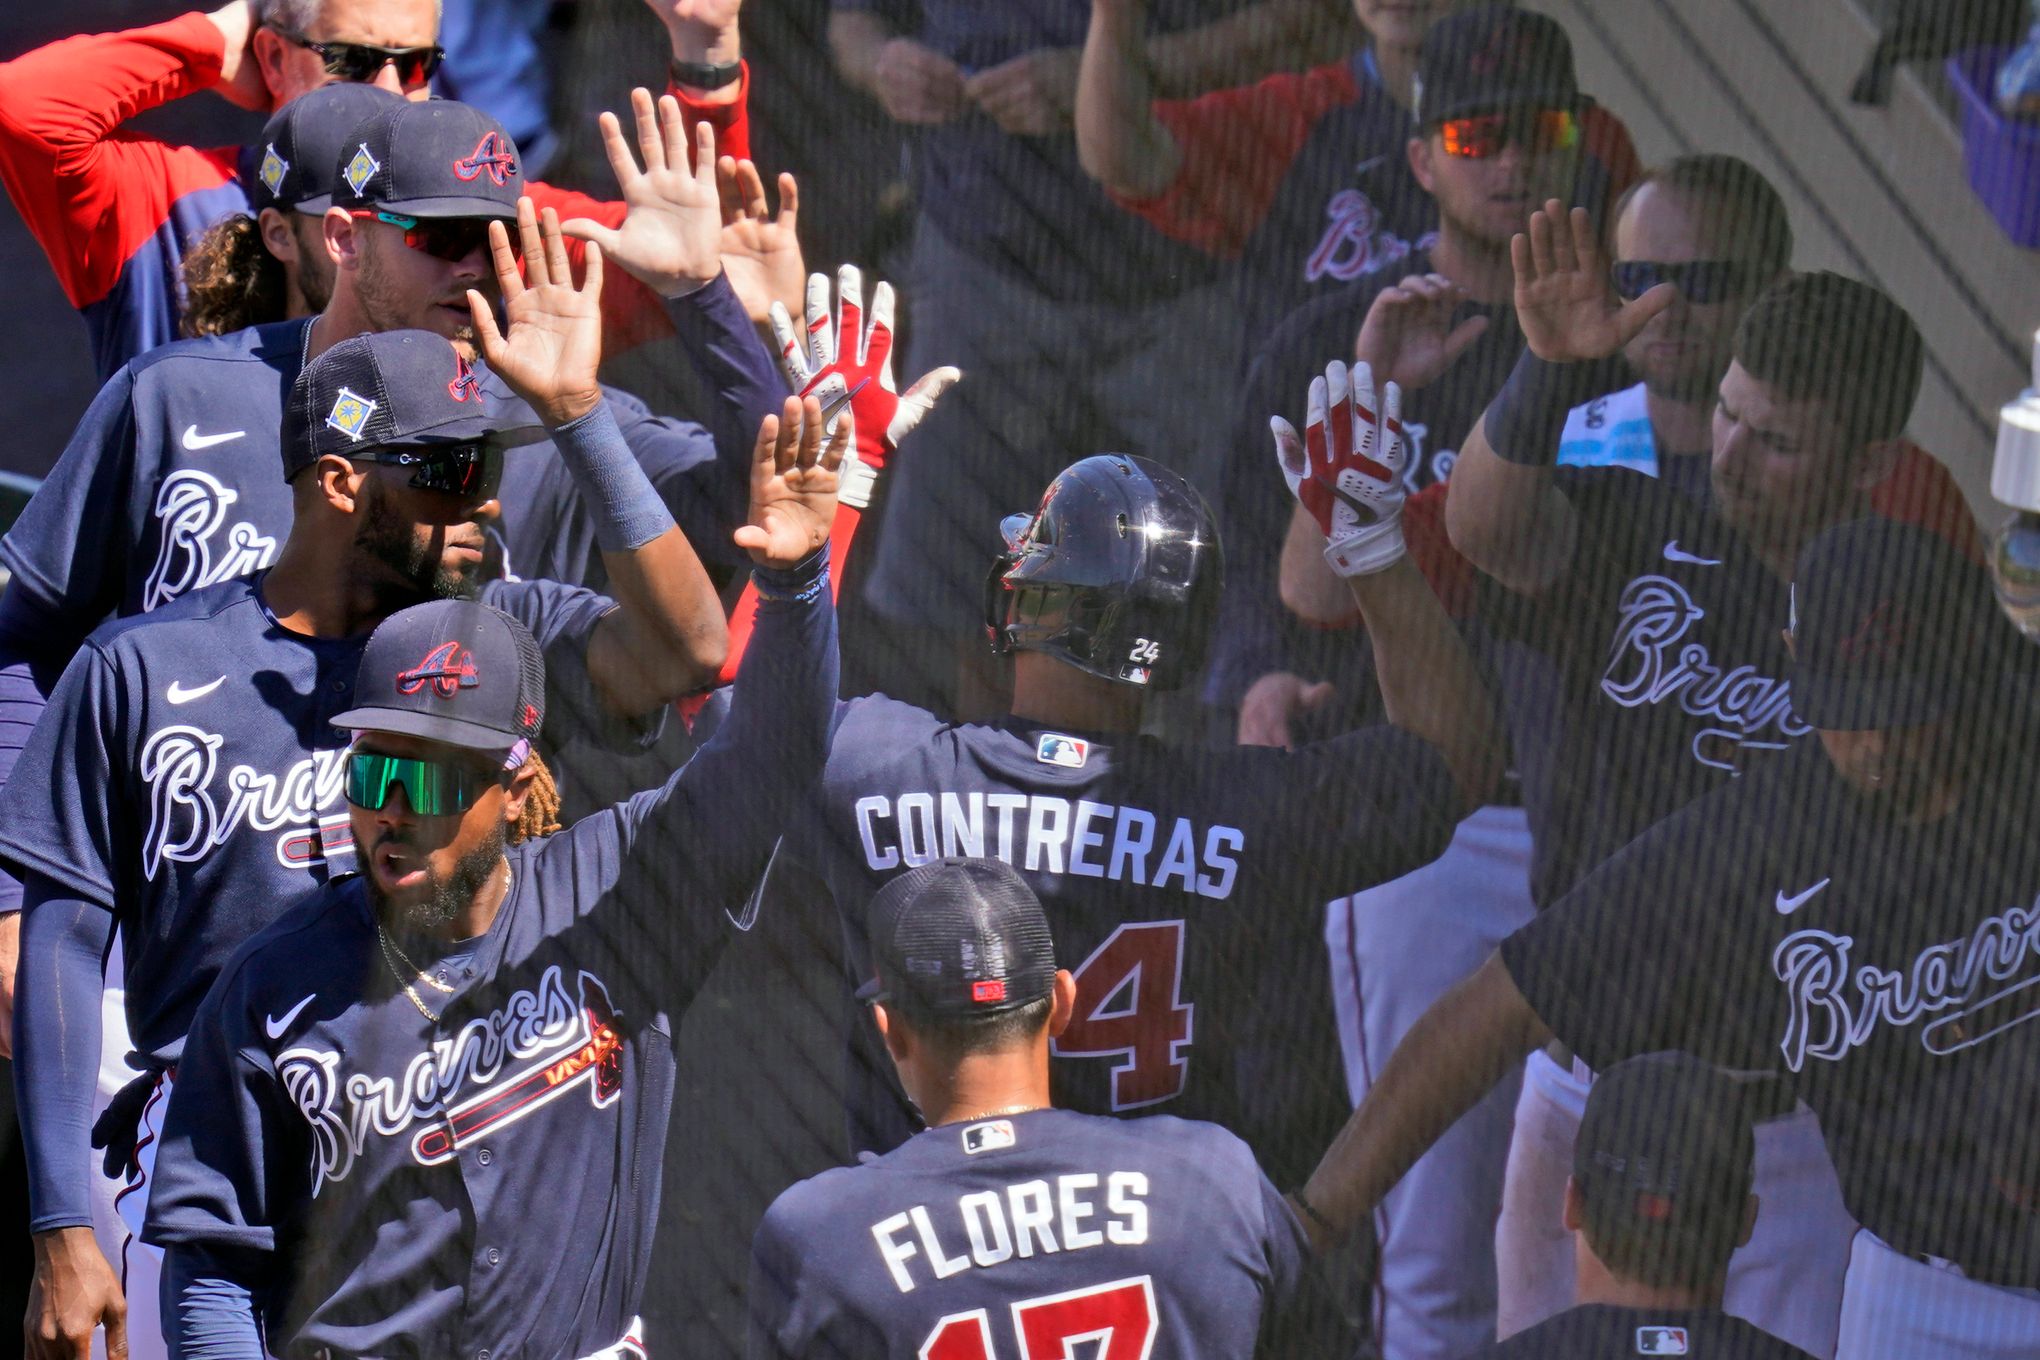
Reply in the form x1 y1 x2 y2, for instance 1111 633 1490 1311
1344 557 1501 812
1302 955 1550 1246
1076 1 1183 198
653 0 744 106
556 403 729 709
0 11 225 154
665 276 787 500
1443 417 1578 597
163 1243 268 1360
1279 501 1359 626
1144 0 1351 97
829 12 896 101
14 883 114 1231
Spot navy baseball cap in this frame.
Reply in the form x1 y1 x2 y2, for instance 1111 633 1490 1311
250 84 406 215
1412 5 1584 126
281 330 544 480
859 858 1057 1019
333 99 522 221
333 600 546 756
1574 1054 1754 1231
1789 518 2000 731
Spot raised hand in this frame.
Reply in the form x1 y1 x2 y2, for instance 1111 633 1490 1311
1354 273 1491 391
1273 360 1409 577
1513 199 1676 363
735 395 851 568
1238 672 1338 749
770 267 961 508
717 158 805 325
560 88 722 300
467 199 604 427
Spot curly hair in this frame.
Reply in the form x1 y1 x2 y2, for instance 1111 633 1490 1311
180 215 288 339
509 750 563 844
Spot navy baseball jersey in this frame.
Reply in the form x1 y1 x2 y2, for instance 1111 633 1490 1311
0 572 647 1065
778 697 1461 1178
1503 738 2040 1284
748 1107 1308 1360
1487 468 1810 906
144 555 839 1358
1465 1303 1813 1358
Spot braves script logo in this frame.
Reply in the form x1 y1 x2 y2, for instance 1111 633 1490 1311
451 131 516 186
448 355 482 403
1305 190 1415 284
1773 899 2040 1070
139 728 352 878
278 967 623 1194
396 642 478 698
145 471 279 612
1599 576 1808 769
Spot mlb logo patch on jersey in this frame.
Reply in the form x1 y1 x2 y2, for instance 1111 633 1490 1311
258 143 289 196
1635 1326 1689 1355
325 388 378 441
344 143 381 196
962 1119 1016 1155
1036 733 1089 768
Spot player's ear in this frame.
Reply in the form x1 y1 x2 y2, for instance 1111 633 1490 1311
1849 436 1899 494
872 1002 912 1063
1560 1176 1584 1233
1738 1193 1758 1248
327 207 358 270
500 759 538 826
250 27 295 110
312 455 366 514
1407 136 1436 195
1046 969 1078 1041
258 208 298 267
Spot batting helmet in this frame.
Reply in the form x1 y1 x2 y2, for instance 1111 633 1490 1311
984 455 1222 690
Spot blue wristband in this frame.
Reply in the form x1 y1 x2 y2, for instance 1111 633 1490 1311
551 401 675 554
1485 352 1625 467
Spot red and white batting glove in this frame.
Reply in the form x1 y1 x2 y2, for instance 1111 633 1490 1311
769 265 960 508
1272 359 1409 577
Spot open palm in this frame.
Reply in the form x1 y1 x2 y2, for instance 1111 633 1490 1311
718 159 805 325
561 88 722 300
468 200 604 426
1354 273 1490 391
735 396 851 568
1514 199 1675 362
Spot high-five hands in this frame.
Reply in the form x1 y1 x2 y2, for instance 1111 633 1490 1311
736 396 851 568
1354 273 1490 391
717 156 804 325
1273 360 1409 578
561 88 723 300
468 199 605 427
770 268 961 508
1513 199 1676 363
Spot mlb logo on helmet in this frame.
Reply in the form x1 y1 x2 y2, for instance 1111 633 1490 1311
962 1120 1017 1155
452 131 517 187
1634 1327 1689 1355
395 641 480 699
325 388 378 441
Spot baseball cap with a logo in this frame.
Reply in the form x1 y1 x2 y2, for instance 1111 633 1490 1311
858 858 1057 1019
1411 4 1584 127
281 330 544 481
1573 1054 1754 1235
1789 517 2004 730
250 83 406 215
332 599 546 755
333 98 522 221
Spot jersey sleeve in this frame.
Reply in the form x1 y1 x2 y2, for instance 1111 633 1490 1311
1253 1168 1311 1318
141 952 309 1255
1119 62 1357 259
485 578 664 754
1281 723 1462 899
0 641 130 910
0 11 241 311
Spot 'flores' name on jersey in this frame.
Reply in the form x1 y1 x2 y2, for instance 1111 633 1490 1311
872 1165 1151 1294
853 792 1244 901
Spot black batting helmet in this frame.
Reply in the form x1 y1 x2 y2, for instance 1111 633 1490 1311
983 455 1222 691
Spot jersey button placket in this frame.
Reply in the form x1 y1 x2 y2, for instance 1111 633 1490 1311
485 1246 501 1266
476 1147 492 1167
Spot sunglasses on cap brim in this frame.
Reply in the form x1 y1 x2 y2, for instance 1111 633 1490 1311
351 210 501 264
349 440 506 500
277 30 443 88
1611 259 1773 304
1437 109 1580 159
346 749 504 817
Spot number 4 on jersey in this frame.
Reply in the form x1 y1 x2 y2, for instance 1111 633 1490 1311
922 1277 1160 1360
1052 922 1194 1110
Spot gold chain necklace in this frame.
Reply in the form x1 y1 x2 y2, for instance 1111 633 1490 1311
373 871 511 1024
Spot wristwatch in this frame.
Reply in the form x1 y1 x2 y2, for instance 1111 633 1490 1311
670 57 742 90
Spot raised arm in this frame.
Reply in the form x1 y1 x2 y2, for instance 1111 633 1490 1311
1274 359 1501 812
470 199 728 711
1077 0 1184 198
1445 202 1671 596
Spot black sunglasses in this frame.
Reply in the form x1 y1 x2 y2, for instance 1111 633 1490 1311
351 441 504 500
1611 259 1771 305
277 30 444 88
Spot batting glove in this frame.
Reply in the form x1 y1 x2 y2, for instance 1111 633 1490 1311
770 266 960 509
1271 359 1409 577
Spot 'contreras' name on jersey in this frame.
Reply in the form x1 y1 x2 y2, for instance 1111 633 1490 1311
854 793 1244 900
873 1172 1151 1293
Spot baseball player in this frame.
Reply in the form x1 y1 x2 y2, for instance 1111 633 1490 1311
0 0 753 377
1 203 808 1359
749 856 1311 1360
1465 1055 1813 1359
143 434 840 1360
1296 516 2040 1359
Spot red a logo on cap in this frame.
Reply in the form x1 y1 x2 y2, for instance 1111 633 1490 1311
395 641 480 698
971 980 1007 1004
449 355 481 404
1838 600 1907 663
452 132 516 187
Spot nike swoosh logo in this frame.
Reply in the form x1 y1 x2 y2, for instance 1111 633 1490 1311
181 425 245 451
1663 540 1723 566
265 993 316 1040
1775 878 1831 915
166 676 226 705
